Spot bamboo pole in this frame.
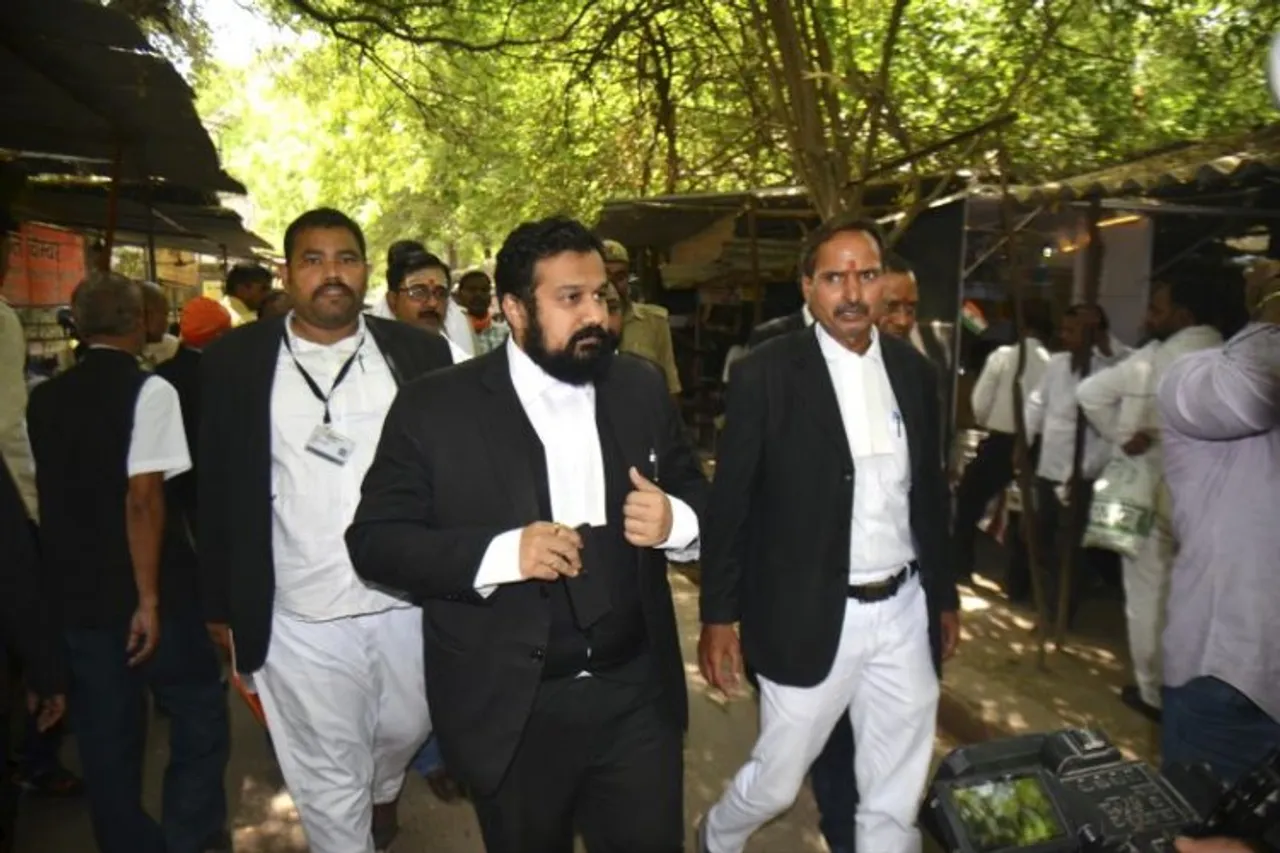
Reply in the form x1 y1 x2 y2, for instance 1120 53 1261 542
1053 198 1105 647
145 178 159 283
100 141 125 269
748 200 763 328
997 144 1052 670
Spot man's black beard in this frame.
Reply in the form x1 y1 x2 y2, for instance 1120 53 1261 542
523 307 616 386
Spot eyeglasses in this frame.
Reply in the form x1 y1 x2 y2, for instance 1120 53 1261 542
402 284 449 303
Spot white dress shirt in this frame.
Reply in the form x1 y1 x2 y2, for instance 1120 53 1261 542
971 337 1051 434
816 325 916 579
1025 348 1126 483
1077 325 1222 465
270 315 410 620
474 338 699 591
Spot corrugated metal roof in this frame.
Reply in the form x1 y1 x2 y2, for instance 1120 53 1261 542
13 184 270 257
1008 123 1280 203
595 173 971 249
0 0 244 194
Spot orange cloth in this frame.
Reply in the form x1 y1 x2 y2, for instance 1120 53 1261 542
180 296 232 349
469 314 493 333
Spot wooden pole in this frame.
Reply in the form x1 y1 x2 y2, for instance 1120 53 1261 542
1053 198 1104 647
747 199 763 328
997 144 1052 670
100 141 125 270
145 179 159 282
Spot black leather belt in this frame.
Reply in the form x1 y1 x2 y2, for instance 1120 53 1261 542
847 562 918 603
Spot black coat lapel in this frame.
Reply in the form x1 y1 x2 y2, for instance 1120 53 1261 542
597 364 647 476
880 336 923 477
792 328 853 465
248 317 286 464
365 317 404 385
477 348 543 521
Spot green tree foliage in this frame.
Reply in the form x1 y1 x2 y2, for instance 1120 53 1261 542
195 0 1280 252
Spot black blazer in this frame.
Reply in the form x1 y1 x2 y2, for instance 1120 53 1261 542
746 310 806 349
700 327 957 687
197 315 453 673
0 465 65 697
346 347 709 796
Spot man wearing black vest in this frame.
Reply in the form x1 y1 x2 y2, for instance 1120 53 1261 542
26 272 230 853
347 215 709 853
198 208 453 853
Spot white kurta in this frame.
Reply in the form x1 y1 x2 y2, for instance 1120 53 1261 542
1075 324 1221 709
251 314 430 853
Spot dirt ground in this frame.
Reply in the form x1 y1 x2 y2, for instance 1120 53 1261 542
940 537 1161 765
13 571 953 853
15 533 1149 853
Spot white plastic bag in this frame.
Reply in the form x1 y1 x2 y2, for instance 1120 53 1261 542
1083 454 1156 559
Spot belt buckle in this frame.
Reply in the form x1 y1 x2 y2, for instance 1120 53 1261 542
848 564 909 602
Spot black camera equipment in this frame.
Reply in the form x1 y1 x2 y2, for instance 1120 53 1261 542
922 728 1280 852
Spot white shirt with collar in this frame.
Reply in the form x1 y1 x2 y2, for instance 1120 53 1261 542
474 338 699 591
1025 345 1128 484
970 337 1051 435
270 314 410 620
816 324 916 580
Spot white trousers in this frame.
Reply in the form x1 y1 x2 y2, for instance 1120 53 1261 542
256 606 431 853
1121 526 1174 709
705 576 939 853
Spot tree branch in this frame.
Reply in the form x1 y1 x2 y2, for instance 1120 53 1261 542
283 0 603 53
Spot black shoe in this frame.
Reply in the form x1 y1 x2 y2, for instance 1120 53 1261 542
373 801 399 852
201 828 233 852
693 815 711 853
425 768 465 803
1120 685 1162 724
14 766 84 798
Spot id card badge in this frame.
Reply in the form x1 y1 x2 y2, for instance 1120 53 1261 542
305 423 356 465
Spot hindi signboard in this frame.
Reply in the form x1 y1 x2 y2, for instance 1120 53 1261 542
2 223 87 306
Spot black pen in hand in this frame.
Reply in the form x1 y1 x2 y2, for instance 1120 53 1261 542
648 446 660 485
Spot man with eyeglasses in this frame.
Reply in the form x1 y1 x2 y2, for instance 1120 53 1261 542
373 241 476 360
385 249 452 335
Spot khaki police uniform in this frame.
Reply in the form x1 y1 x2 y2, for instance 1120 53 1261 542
621 302 680 395
601 238 681 395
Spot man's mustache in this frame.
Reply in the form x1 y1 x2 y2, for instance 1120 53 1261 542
314 281 355 301
418 309 441 322
834 302 869 319
569 325 609 348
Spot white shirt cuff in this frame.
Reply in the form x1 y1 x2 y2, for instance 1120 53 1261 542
474 528 524 598
657 495 700 562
